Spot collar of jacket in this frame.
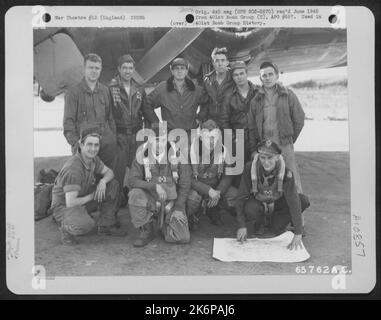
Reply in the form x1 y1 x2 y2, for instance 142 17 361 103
110 75 139 87
80 78 100 94
232 80 257 95
257 83 288 97
75 150 95 171
166 76 195 92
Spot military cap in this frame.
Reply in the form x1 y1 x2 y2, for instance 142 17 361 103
118 54 135 67
257 139 282 155
230 60 248 72
201 119 219 131
80 125 102 142
259 61 279 73
170 57 189 69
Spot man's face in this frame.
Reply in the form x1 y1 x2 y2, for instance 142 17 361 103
80 136 100 159
118 62 134 82
84 60 102 82
260 66 279 88
232 68 248 86
212 53 229 74
171 65 188 81
258 153 278 172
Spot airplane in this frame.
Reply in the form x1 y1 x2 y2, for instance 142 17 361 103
34 27 347 102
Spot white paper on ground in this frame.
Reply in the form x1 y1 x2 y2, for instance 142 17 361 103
213 231 310 263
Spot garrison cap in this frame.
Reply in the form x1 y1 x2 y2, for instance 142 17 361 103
118 54 135 67
170 57 189 69
257 139 282 155
80 125 102 142
230 61 248 72
259 61 279 74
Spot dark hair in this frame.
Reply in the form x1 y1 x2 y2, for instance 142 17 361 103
84 53 102 65
211 47 228 60
259 61 279 74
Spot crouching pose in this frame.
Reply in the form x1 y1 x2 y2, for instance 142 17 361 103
128 126 192 247
50 126 123 246
187 119 238 227
235 139 310 250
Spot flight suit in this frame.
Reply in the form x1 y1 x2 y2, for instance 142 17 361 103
142 76 204 131
109 76 146 187
220 81 259 163
235 160 309 236
63 78 118 170
50 152 120 236
128 156 192 243
248 84 305 193
187 143 238 225
198 70 235 127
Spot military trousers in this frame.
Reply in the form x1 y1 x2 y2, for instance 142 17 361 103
53 180 120 236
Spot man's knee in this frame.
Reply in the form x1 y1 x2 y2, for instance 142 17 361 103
128 188 149 207
187 190 202 215
224 186 238 207
106 179 120 200
62 206 95 236
299 194 310 212
243 198 264 222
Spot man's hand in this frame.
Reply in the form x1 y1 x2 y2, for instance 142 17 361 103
156 184 167 201
94 179 107 202
171 210 187 224
208 188 221 208
236 227 247 243
287 234 303 251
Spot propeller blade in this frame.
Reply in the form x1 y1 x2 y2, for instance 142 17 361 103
135 28 204 83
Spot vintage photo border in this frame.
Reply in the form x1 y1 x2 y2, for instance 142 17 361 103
4 5 376 294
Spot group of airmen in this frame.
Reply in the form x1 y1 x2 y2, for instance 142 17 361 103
49 47 310 251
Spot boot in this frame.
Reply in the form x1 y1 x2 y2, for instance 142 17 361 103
133 222 154 247
206 208 223 226
59 225 78 245
98 225 128 237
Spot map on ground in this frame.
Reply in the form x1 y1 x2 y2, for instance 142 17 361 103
213 231 310 263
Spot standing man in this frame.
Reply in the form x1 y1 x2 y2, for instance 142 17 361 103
63 53 118 171
199 47 235 126
187 119 238 227
109 54 146 191
127 125 192 247
142 57 203 132
50 126 124 246
235 139 310 249
220 61 259 164
248 61 305 192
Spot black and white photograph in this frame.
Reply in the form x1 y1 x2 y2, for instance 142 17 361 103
5 6 376 294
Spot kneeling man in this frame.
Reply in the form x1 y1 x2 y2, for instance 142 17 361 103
128 125 192 247
187 119 238 227
235 139 310 250
50 126 123 245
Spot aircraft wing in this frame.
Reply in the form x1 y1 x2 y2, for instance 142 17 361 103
33 27 346 101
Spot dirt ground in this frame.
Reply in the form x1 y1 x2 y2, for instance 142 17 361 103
34 152 351 276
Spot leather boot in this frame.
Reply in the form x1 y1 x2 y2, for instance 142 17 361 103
133 222 154 247
206 208 223 226
59 225 78 245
